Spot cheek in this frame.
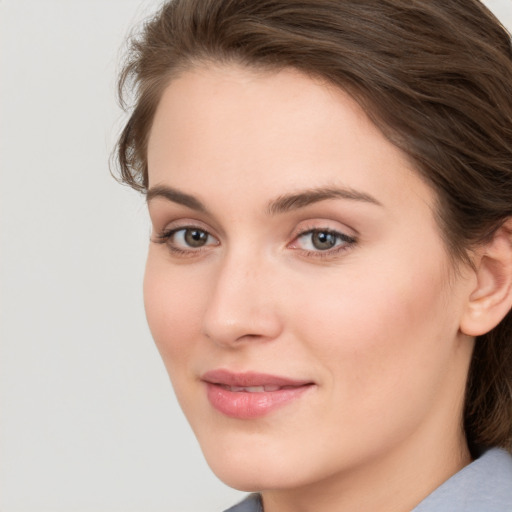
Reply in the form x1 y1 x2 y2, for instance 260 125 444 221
143 251 206 370
276 256 462 466
288 250 457 405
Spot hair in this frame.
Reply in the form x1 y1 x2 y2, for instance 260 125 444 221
114 0 512 453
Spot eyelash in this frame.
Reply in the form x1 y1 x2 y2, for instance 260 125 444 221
153 226 218 257
153 225 357 259
291 228 357 259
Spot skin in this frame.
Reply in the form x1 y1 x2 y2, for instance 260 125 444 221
144 64 477 512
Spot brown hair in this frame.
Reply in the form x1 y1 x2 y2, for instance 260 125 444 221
115 0 512 452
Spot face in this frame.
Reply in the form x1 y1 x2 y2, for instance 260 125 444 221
144 65 474 494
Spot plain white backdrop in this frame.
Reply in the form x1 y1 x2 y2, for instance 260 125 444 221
0 1 511 511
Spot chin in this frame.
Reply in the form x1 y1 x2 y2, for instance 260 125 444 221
198 437 273 490
207 459 299 493
197 431 326 493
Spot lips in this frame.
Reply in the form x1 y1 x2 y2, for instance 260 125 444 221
201 369 314 419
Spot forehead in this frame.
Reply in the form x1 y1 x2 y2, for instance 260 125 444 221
147 64 433 214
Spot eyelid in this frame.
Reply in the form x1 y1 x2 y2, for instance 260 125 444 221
287 221 358 258
148 204 226 239
151 217 217 239
156 226 218 244
289 219 357 241
289 228 355 247
151 219 220 257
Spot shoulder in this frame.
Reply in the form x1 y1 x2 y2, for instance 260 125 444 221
223 493 262 512
413 448 512 512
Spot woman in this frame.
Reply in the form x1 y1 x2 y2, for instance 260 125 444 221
114 0 512 510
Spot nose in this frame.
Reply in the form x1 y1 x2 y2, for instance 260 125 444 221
202 251 283 347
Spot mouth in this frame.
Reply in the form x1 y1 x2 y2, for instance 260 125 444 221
217 384 296 392
201 369 315 419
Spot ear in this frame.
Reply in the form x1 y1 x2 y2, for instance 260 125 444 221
460 218 512 337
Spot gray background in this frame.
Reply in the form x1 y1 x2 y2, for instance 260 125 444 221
1 1 511 510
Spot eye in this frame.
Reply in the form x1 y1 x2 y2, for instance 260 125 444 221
175 228 212 248
154 226 219 254
291 228 356 253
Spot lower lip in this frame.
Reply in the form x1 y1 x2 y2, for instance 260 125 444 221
205 383 312 419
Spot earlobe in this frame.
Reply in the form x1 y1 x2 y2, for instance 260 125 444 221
460 219 512 337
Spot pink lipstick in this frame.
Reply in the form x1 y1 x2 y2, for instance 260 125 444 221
202 369 314 419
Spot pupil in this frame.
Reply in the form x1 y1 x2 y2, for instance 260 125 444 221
185 229 207 247
312 231 336 250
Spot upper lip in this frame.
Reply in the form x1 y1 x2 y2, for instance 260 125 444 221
201 369 313 387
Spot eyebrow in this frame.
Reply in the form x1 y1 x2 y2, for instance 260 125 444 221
146 184 382 214
146 185 208 212
266 186 382 215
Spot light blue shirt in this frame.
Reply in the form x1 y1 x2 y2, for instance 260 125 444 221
223 448 512 512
